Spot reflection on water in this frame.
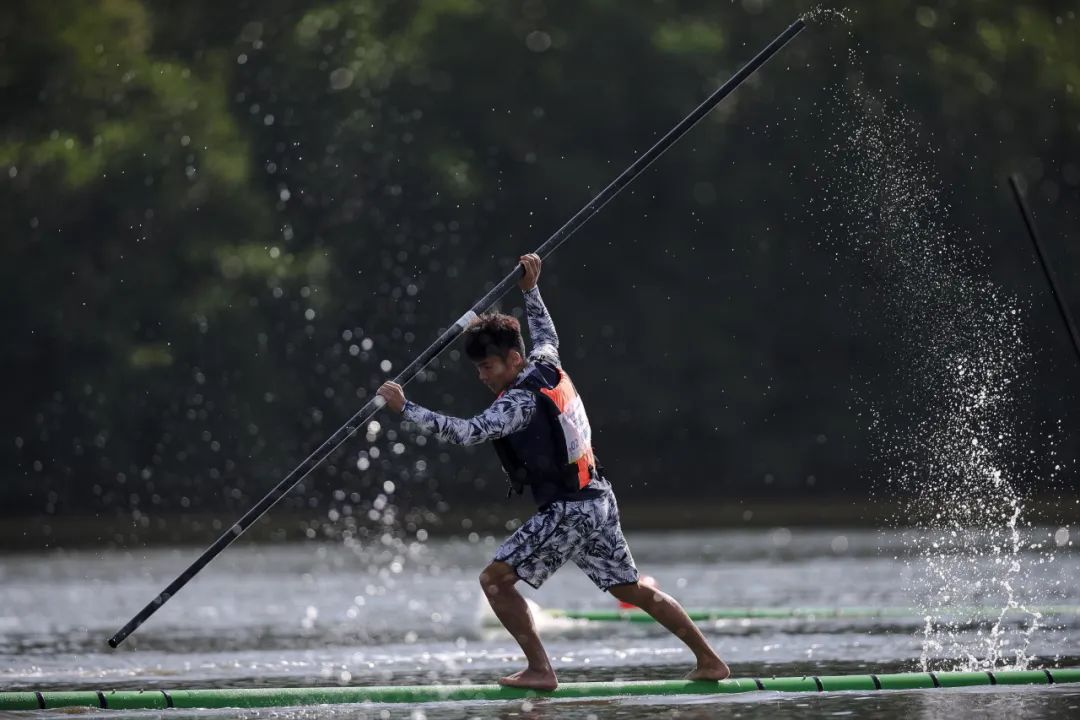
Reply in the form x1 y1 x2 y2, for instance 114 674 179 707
2 528 1078 718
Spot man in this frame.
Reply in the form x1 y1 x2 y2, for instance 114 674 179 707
377 254 730 690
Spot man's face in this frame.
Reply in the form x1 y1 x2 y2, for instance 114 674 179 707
473 352 523 394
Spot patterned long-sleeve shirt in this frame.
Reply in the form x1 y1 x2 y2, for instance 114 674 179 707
402 287 558 445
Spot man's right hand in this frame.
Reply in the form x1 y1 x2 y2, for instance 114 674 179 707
376 382 406 413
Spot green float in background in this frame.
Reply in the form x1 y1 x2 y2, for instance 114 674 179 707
546 605 1080 622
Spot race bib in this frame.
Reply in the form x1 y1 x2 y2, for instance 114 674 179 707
558 395 592 463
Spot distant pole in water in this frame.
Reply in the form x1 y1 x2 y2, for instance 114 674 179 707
1008 174 1080 368
106 18 808 649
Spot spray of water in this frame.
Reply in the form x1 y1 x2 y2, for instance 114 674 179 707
800 6 852 25
815 66 1054 671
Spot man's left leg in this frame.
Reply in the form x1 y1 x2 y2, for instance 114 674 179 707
608 581 730 680
575 485 730 680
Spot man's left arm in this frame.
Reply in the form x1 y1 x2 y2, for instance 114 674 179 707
518 253 559 366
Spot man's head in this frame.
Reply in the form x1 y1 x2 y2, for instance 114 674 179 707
463 313 527 394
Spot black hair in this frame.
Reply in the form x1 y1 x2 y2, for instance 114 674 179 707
463 313 526 361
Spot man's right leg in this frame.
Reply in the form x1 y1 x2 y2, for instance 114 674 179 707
608 581 731 680
479 561 558 690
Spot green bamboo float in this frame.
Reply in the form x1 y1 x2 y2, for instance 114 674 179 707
547 605 1080 622
2 669 1077 710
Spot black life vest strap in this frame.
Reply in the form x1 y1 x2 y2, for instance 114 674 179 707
493 439 523 497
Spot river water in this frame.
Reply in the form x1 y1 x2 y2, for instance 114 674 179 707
2 527 1079 718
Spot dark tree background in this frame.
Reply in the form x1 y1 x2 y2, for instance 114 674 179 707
2 1 1078 526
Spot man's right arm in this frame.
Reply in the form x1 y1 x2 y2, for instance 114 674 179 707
402 389 536 446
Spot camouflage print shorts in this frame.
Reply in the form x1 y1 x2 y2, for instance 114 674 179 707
493 481 639 591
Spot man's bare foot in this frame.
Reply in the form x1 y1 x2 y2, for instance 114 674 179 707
685 659 731 681
498 667 559 691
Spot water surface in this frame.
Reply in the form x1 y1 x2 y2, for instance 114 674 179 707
2 528 1078 718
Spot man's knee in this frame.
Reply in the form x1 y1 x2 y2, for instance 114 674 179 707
609 581 664 606
479 561 518 598
608 581 641 604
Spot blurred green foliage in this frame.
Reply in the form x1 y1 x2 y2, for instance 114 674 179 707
2 1 1078 519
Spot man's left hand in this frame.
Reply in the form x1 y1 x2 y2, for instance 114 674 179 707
518 253 541 292
377 381 406 413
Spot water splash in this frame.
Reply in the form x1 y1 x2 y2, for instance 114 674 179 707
800 6 853 25
813 64 1055 671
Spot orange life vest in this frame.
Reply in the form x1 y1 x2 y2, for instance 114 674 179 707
492 362 598 503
